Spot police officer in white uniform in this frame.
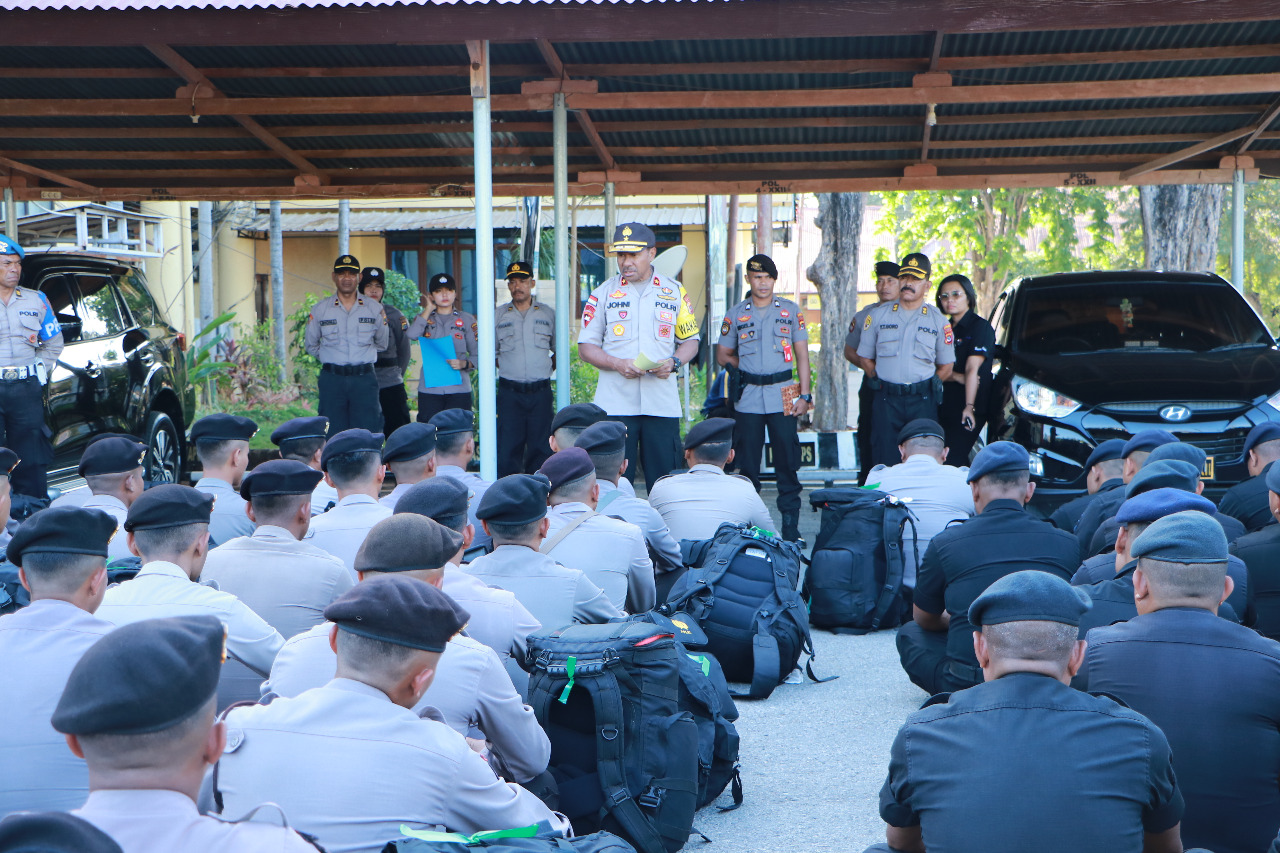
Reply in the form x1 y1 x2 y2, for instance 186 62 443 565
218 575 569 851
305 254 389 434
496 260 556 477
845 261 902 485
379 422 437 510
578 223 701 491
0 506 116 817
77 437 148 561
202 460 353 640
306 429 392 577
190 413 258 547
271 416 338 516
53 616 320 852
430 408 493 551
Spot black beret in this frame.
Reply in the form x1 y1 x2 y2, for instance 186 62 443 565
1116 487 1216 526
321 429 384 471
52 615 225 736
1121 429 1177 458
745 254 778 279
428 408 474 437
968 570 1092 629
1144 442 1206 472
190 413 258 444
966 440 1030 483
9 506 117 564
428 272 456 291
1125 459 1199 498
575 420 627 456
358 266 384 289
77 437 147 477
1245 422 1280 455
239 459 324 501
124 484 213 532
270 416 329 446
0 447 18 477
325 574 468 654
0 812 123 853
898 252 931 280
1084 438 1128 471
550 403 607 434
355 514 463 574
382 422 437 464
1266 462 1280 494
684 417 734 451
476 474 549 525
334 254 360 272
874 261 901 278
506 260 534 278
85 432 141 448
1131 509 1228 564
897 418 944 445
393 477 471 525
539 447 594 491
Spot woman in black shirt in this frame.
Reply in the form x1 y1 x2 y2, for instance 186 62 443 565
935 273 995 467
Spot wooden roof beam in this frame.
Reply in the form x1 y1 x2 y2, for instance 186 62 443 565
535 38 616 171
0 154 97 192
1237 94 1280 154
1120 97 1280 179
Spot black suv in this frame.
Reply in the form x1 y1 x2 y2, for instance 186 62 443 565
986 270 1280 510
20 253 195 493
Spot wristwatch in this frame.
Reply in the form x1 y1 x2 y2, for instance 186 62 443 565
799 394 812 403
670 356 682 370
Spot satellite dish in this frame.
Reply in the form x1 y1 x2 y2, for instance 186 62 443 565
653 245 688 280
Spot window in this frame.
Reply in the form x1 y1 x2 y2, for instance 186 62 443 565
37 273 79 342
116 271 160 327
386 229 521 317
73 275 128 341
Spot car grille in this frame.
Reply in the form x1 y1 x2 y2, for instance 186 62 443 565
1091 428 1248 460
1096 400 1250 415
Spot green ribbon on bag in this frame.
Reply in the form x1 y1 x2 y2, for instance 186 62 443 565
398 824 540 844
557 655 577 704
686 653 711 677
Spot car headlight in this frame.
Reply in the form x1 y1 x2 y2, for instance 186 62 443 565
1012 376 1082 418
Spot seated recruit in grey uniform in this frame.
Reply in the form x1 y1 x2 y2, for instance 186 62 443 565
540 447 655 614
77 437 149 562
264 514 549 784
549 402 635 499
430 409 494 550
0 506 117 817
869 571 1184 853
306 429 392 578
202 460 353 640
379 422 437 510
271 417 338 516
647 418 775 543
219 575 568 852
0 811 125 853
54 616 320 853
190 413 258 548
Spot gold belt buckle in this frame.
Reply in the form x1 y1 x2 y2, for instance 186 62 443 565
2 368 17 381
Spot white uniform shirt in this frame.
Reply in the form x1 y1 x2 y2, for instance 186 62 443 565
378 481 417 510
866 454 975 588
195 477 255 547
0 600 113 817
202 525 354 640
219 678 568 853
544 502 655 613
50 486 89 508
436 465 493 549
81 493 132 561
465 544 620 632
305 495 391 579
442 565 540 668
647 464 775 542
311 480 340 516
596 480 683 572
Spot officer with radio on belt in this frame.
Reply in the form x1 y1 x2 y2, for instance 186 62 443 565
359 267 412 436
578 223 701 492
496 260 555 477
0 234 64 501
845 261 901 485
409 273 478 422
855 253 955 470
305 255 389 435
716 253 811 542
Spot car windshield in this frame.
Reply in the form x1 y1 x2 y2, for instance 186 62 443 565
1012 281 1274 355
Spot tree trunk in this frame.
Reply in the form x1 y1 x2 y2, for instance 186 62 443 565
1139 184 1225 271
806 192 865 432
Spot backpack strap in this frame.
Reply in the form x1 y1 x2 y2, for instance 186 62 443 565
871 500 912 630
596 489 624 514
540 508 596 555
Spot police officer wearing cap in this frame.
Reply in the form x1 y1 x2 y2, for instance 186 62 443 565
716 253 811 542
870 571 1185 853
202 460 353 640
271 416 337 516
220 575 569 849
0 506 116 816
1084 510 1280 853
305 254 389 434
855 253 956 470
578 223 701 491
306 429 391 576
379 422 437 510
898 441 1078 695
496 260 555 477
1230 459 1280 640
845 261 901 486
647 417 774 543
1050 438 1126 533
409 272 478 422
77 436 148 561
1074 429 1177 551
1221 421 1280 533
52 616 320 852
190 413 258 547
431 409 494 551
358 267 412 436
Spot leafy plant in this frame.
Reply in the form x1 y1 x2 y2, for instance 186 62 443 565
382 270 424 319
288 293 324 395
185 311 236 403
216 321 299 408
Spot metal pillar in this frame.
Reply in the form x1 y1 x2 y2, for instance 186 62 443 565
755 192 773 256
197 201 215 331
337 199 350 257
1232 169 1245 291
472 40 497 481
269 200 286 384
3 188 15 241
553 92 571 410
604 181 617 243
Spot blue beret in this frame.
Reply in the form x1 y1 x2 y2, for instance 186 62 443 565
897 418 944 445
270 416 329 446
539 447 594 490
429 408 474 437
325 574 468 654
966 440 1030 483
8 506 117 563
550 403 607 434
575 420 627 456
382 422 437 464
1115 487 1216 525
0 235 23 259
969 569 1092 628
477 473 549 525
1122 429 1177 458
124 484 213 532
77 436 147 477
1125 459 1199 498
52 615 225 736
0 812 123 853
1144 442 1206 471
1131 509 1228 564
1244 422 1280 455
1266 462 1280 494
239 459 324 500
320 428 384 471
189 413 258 443
393 477 471 525
0 446 18 476
684 417 734 450
354 514 463 575
1084 438 1128 471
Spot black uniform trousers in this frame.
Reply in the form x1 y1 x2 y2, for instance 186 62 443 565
733 410 802 540
616 415 680 493
318 368 382 435
895 620 980 695
0 376 51 499
856 376 875 486
938 381 983 468
871 383 939 469
416 391 473 423
379 384 412 436
497 379 553 477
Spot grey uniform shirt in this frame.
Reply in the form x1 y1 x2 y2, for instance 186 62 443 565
407 309 478 396
202 525 355 640
305 294 389 366
856 300 955 385
466 544 620 631
311 479 339 516
717 297 806 414
82 493 132 561
647 464 775 542
374 302 411 390
437 465 494 550
496 299 555 382
0 599 114 817
844 302 881 355
443 564 541 691
195 477 254 547
866 454 975 588
597 479 683 572
0 286 63 372
544 501 655 614
305 494 392 579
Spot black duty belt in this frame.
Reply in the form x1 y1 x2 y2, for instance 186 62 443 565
321 363 374 376
0 365 38 381
739 369 793 387
882 378 934 396
498 377 551 393
374 357 399 368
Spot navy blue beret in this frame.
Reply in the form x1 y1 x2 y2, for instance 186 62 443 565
270 416 329 446
52 615 225 736
539 447 594 490
1266 462 1280 494
429 408 474 437
124 484 213 532
355 514 463 575
477 474 549 525
190 413 258 443
393 477 471 524
85 432 141 448
0 235 23 259
8 506 117 564
1122 429 1177 458
239 458 324 500
550 403 607 434
0 812 123 853
897 418 944 445
1245 422 1280 455
1125 459 1199 498
325 574 468 654
969 569 1092 629
575 420 627 456
1144 442 1206 471
1131 509 1228 564
0 447 18 477
1116 487 1216 526
321 429 384 471
382 422 437 464
1084 438 1128 471
966 440 1030 483
77 437 147 477
874 261 900 278
684 417 734 450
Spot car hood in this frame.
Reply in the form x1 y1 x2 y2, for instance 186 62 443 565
1005 347 1280 405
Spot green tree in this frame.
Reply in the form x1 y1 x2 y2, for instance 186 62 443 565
382 270 424 319
1217 179 1280 324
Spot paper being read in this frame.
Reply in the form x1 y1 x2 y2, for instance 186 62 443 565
633 350 664 371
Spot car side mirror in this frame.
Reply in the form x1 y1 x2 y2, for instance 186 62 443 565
122 328 149 353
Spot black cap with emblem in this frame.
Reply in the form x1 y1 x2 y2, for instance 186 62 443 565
428 273 456 292
745 254 778 279
611 222 656 253
506 260 534 279
358 267 385 291
333 254 361 273
898 253 932 280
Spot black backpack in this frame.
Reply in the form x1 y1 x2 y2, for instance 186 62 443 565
804 488 918 634
526 622 699 853
0 557 141 615
382 830 636 853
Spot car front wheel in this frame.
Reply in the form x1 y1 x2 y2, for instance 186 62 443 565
144 411 181 484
